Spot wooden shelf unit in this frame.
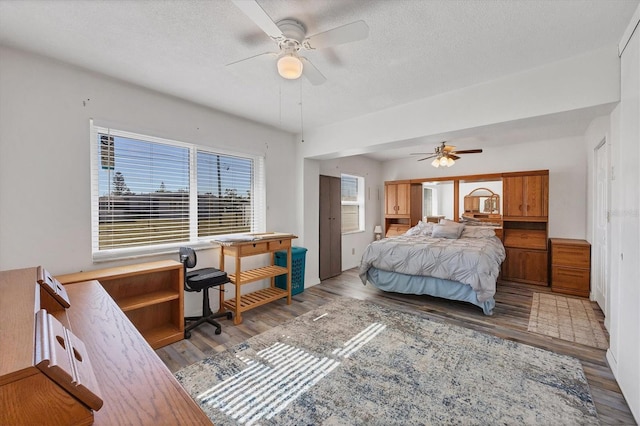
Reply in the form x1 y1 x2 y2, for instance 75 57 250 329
218 235 296 325
56 260 184 349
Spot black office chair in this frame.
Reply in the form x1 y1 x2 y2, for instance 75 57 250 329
179 247 232 338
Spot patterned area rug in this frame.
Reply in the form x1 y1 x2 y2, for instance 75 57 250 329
176 298 599 425
528 293 608 349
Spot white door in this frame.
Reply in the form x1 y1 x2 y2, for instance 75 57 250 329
593 139 609 321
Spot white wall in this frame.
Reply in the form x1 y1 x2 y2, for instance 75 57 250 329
318 156 383 271
0 46 297 315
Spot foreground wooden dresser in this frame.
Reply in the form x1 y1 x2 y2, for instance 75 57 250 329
0 267 211 425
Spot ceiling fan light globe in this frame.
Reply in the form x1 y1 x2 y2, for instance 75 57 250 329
439 156 448 166
277 54 303 79
446 157 455 167
431 159 440 168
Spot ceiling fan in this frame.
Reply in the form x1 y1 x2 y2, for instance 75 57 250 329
411 142 483 168
229 0 369 85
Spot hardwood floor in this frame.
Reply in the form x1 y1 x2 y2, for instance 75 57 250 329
156 269 636 425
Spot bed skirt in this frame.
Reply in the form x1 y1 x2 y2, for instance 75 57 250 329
365 267 495 315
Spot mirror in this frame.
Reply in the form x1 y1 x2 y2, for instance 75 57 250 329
422 181 454 222
462 187 500 218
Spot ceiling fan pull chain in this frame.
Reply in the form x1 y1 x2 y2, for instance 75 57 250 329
300 80 304 143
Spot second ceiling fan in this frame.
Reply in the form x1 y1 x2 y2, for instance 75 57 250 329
412 142 483 168
230 0 369 85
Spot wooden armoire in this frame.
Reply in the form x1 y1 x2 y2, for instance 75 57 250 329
501 170 549 285
319 175 342 280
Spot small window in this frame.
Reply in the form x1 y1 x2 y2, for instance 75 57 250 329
91 123 265 260
341 174 365 233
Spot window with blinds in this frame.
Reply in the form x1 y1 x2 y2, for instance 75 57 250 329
341 174 365 233
91 123 265 260
197 151 253 236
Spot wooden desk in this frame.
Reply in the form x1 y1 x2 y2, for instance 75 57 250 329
65 281 211 425
217 234 297 324
0 267 211 425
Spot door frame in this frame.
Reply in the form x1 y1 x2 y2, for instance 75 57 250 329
593 138 610 328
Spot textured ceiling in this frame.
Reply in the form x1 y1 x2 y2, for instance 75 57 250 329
0 0 638 159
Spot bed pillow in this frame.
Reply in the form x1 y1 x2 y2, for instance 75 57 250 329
461 226 496 238
432 222 464 239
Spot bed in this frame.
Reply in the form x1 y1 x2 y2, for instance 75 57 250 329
358 220 505 315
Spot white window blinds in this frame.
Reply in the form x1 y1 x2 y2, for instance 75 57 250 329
341 174 365 233
91 123 265 260
196 151 253 236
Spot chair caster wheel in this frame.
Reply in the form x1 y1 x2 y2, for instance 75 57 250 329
215 328 222 335
226 312 233 320
184 331 191 339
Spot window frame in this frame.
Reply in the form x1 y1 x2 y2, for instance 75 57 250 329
90 121 265 262
340 173 365 234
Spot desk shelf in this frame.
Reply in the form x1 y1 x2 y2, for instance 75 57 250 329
228 265 288 285
223 287 288 313
118 290 180 312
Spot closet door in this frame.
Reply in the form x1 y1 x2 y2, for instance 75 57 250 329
319 175 342 280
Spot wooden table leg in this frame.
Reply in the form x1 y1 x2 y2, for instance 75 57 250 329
218 247 226 314
233 255 242 324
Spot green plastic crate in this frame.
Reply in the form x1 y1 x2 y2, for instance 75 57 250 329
274 247 307 295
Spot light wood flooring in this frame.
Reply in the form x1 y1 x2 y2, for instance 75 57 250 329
156 269 636 425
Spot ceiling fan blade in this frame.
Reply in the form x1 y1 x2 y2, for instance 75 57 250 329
232 0 284 41
226 51 277 67
417 155 437 161
300 57 326 85
452 149 483 154
303 20 369 50
410 152 432 156
443 145 456 153
448 154 461 161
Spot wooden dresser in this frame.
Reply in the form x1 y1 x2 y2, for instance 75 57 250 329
0 266 211 425
549 238 591 297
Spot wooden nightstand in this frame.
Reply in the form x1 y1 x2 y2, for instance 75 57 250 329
549 238 591 297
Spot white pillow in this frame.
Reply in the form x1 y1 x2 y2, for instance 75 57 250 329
432 222 464 239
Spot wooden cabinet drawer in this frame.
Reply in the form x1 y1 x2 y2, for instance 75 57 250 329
268 239 291 251
238 242 268 256
503 229 547 249
552 266 590 297
552 244 590 268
